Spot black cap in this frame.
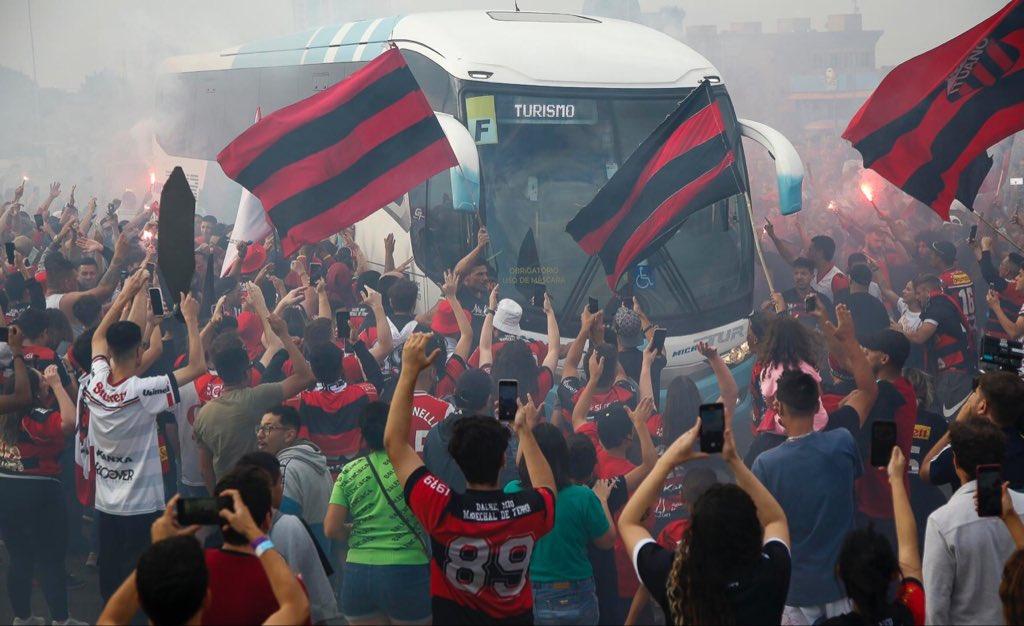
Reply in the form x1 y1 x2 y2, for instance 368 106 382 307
930 240 957 264
861 329 911 370
454 368 492 411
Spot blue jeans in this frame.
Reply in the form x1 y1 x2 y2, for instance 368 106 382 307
532 578 600 626
339 562 431 623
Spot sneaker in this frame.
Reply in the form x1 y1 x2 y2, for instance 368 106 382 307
85 552 97 567
12 617 45 626
52 619 89 626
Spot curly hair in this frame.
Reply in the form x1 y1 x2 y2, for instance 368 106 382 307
759 317 818 369
666 484 762 625
1002 549 1024 626
492 340 540 402
836 526 901 624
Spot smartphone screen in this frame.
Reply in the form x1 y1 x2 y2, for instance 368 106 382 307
176 496 234 526
587 296 599 314
33 214 43 230
498 379 518 421
651 328 667 353
699 403 725 453
977 464 1003 517
335 310 350 339
309 262 323 282
805 294 817 312
148 288 165 316
869 421 898 467
4 242 14 265
968 225 978 243
533 284 546 308
0 327 9 343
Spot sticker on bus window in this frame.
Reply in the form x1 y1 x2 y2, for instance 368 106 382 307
466 95 498 145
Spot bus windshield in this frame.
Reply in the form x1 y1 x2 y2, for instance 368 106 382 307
466 89 753 336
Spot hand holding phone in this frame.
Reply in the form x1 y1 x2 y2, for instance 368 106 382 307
335 310 350 340
968 225 978 244
149 288 165 316
976 464 1003 517
498 379 518 421
805 294 817 312
698 403 725 453
651 328 667 353
587 296 599 314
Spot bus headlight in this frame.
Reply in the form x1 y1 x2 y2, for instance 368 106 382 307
722 341 752 366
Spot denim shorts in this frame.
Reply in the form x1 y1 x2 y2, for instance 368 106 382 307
532 577 600 626
339 561 431 622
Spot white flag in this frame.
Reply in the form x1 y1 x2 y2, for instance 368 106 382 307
220 108 272 277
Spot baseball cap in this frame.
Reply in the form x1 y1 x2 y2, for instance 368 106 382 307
613 308 643 348
860 329 911 370
930 240 957 264
454 368 492 411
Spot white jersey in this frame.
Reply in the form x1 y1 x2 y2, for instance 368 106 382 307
171 382 204 488
45 293 64 310
85 356 180 515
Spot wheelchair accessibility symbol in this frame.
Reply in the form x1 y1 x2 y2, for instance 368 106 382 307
634 264 655 290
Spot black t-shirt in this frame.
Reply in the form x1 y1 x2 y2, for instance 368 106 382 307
907 408 949 530
634 538 790 625
456 286 488 338
930 424 1024 490
921 294 969 369
781 288 834 328
844 292 891 342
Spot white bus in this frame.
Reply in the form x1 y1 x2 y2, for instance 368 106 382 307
155 10 802 393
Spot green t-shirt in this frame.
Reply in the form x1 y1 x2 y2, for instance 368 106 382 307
505 480 609 582
330 450 428 566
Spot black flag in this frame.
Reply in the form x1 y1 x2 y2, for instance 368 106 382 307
157 167 196 307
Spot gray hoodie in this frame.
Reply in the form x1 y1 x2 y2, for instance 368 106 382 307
278 439 334 532
271 511 339 624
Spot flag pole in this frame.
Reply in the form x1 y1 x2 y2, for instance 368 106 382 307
975 210 1024 255
745 191 777 294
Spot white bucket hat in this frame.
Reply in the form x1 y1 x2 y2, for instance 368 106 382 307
493 298 524 336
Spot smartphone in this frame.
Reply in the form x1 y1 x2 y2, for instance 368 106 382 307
309 262 323 282
335 310 350 339
869 421 898 467
4 242 14 265
977 464 1003 517
149 288 165 316
699 403 725 453
498 379 518 422
27 248 40 266
968 225 978 244
805 294 816 312
176 495 234 526
532 284 546 308
651 328 667 353
0 327 9 343
587 296 599 314
33 214 44 230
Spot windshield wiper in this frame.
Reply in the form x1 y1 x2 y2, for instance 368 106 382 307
654 247 700 314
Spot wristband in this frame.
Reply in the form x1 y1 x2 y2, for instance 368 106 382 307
248 534 270 551
485 308 496 316
254 539 275 557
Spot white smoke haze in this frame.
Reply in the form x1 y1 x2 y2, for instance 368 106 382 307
0 0 1007 207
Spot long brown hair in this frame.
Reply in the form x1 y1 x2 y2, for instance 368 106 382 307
1001 549 1024 626
666 484 762 625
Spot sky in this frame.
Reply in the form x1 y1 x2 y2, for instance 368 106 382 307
0 0 1008 89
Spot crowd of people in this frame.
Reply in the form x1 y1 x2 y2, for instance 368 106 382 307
0 167 1022 626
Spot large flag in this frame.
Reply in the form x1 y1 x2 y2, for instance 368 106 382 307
221 109 272 276
217 48 457 256
566 81 746 288
843 0 1024 219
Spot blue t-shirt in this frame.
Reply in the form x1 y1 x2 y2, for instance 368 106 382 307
752 427 862 607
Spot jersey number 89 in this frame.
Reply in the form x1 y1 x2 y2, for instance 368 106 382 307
444 535 535 597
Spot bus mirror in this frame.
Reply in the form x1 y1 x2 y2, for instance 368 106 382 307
436 113 481 213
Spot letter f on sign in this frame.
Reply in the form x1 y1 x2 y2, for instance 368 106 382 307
474 119 491 141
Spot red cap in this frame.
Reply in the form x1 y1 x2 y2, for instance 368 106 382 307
241 243 267 275
430 300 464 336
236 311 264 359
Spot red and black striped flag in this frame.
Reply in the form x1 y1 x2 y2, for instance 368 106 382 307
217 48 457 256
566 81 745 288
843 0 1024 220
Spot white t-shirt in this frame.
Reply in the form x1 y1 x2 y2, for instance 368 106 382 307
898 298 923 333
45 293 64 309
85 356 180 515
171 382 204 488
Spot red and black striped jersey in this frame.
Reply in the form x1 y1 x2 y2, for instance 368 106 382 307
298 381 378 474
435 354 469 399
557 376 638 427
0 408 65 478
939 268 977 329
403 466 555 624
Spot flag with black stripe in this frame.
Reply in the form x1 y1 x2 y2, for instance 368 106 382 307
843 0 1024 219
566 81 745 288
217 48 457 255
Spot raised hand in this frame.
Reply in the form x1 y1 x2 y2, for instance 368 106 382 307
384 233 396 255
887 446 906 481
48 181 61 199
591 478 614 502
627 396 655 425
542 291 554 315
587 350 605 382
477 227 490 248
488 284 499 310
218 489 263 542
441 269 459 299
151 495 200 543
661 420 706 467
401 332 441 374
76 237 104 254
180 292 199 323
43 364 61 388
514 393 541 433
696 340 718 361
361 286 383 309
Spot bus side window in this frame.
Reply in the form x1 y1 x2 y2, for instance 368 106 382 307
409 173 473 282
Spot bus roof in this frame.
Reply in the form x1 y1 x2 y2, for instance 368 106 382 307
164 11 720 89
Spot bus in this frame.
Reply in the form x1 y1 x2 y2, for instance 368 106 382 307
154 10 802 397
